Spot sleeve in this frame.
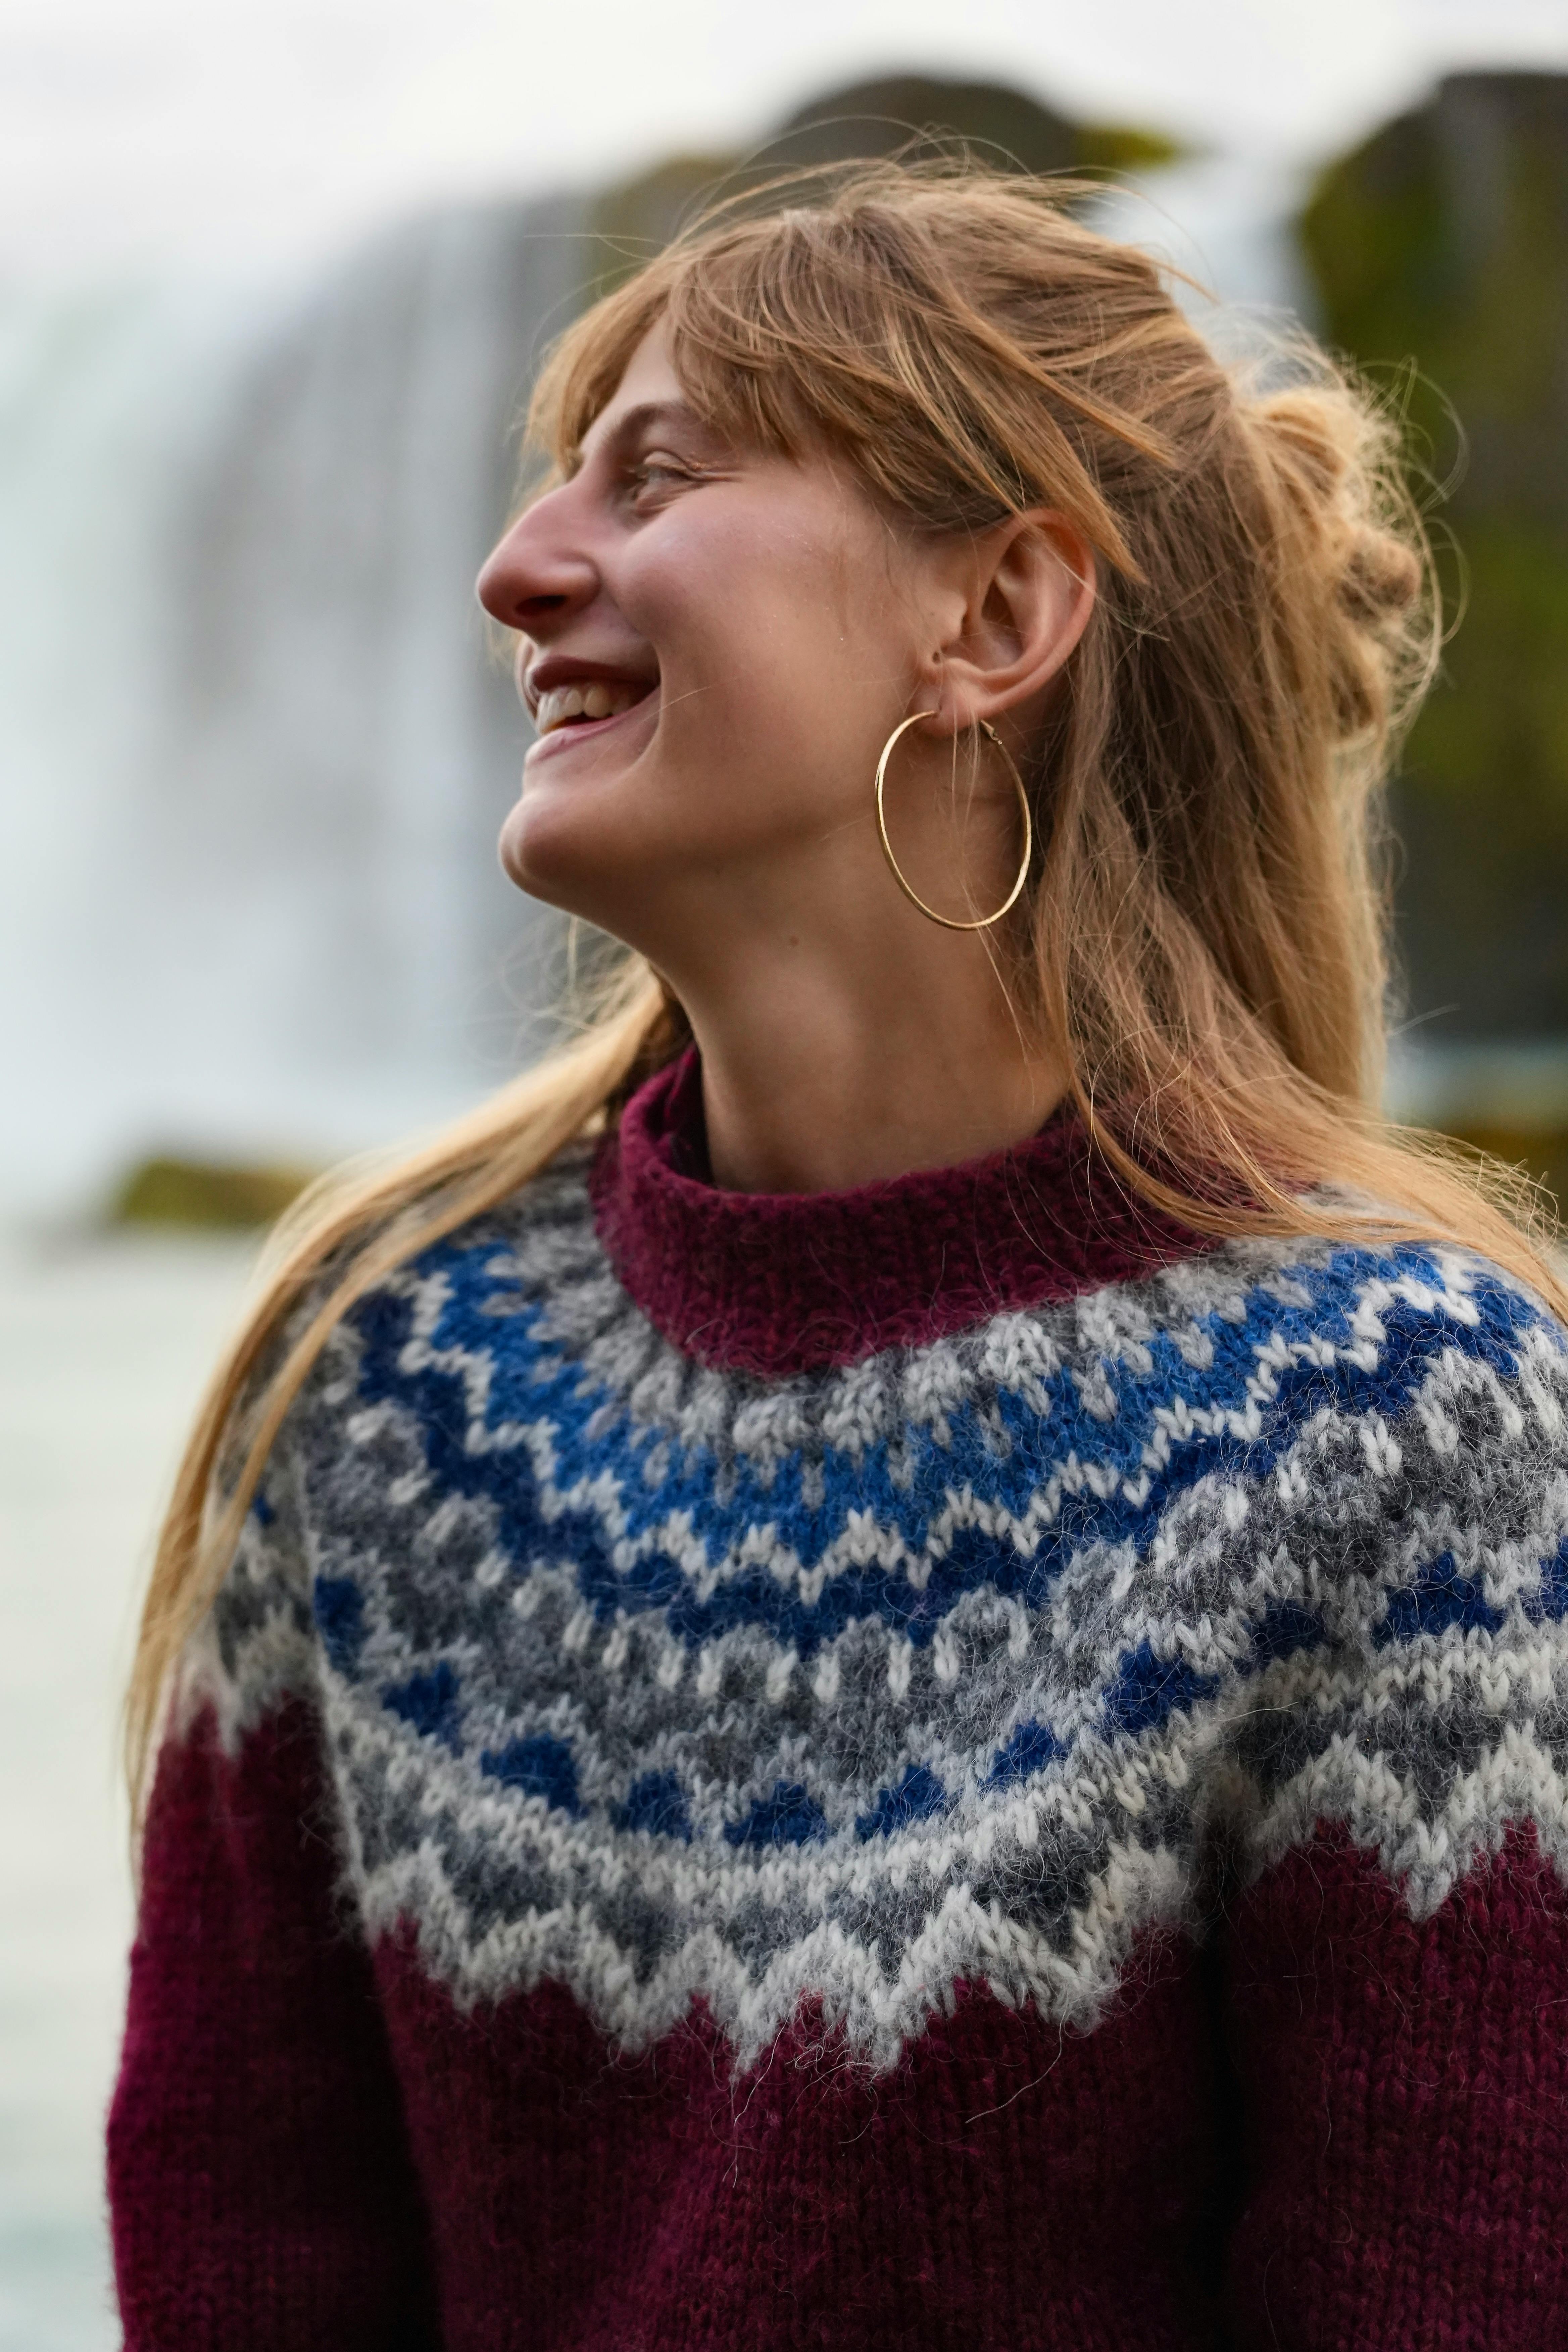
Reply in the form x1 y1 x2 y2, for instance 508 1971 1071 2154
107 1468 441 2347
1216 1258 1568 2350
1220 1818 1568 2348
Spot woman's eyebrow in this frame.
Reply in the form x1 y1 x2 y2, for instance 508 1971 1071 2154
576 399 716 470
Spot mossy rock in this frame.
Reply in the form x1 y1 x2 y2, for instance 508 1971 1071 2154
111 1155 317 1230
585 74 1179 292
770 74 1178 179
1302 75 1568 515
1300 72 1568 1038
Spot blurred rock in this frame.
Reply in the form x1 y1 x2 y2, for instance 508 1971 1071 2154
1387 1037 1568 1213
1302 73 1568 1044
771 72 1178 176
587 72 1179 287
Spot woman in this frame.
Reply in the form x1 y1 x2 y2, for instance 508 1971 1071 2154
110 164 1568 2349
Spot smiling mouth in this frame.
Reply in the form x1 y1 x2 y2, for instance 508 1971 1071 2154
533 679 656 739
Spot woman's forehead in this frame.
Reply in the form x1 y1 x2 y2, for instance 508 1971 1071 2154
596 322 682 425
572 322 699 465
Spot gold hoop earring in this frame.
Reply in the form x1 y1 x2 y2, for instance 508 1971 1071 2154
874 713 1033 932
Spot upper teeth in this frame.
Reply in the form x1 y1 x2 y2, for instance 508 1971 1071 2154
535 681 643 734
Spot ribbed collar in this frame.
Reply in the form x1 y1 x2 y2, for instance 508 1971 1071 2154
589 1048 1207 1380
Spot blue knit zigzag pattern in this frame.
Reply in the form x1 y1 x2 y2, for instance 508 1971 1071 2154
214 1157 1568 2066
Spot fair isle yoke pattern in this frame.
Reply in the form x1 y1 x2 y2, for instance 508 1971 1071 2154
207 1146 1568 2073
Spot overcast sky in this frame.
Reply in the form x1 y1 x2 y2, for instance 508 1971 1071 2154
3 0 1567 279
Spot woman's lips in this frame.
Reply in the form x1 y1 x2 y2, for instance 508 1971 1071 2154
524 694 656 766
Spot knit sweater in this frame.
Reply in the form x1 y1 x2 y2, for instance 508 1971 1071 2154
109 1049 1568 2350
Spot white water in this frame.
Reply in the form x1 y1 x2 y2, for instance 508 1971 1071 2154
0 193 586 1218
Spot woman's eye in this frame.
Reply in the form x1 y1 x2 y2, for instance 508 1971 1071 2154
628 455 694 501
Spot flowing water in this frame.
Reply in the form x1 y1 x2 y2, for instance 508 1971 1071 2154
0 193 585 1221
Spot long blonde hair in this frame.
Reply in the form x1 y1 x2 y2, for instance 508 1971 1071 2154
127 159 1565 1824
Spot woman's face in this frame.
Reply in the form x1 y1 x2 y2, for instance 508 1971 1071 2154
478 324 992 962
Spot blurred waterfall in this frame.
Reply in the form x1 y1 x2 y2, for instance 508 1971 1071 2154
0 194 584 1215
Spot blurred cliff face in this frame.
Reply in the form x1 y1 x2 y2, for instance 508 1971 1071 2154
1304 72 1568 1042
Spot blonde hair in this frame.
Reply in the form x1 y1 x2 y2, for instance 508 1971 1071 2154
126 160 1565 1825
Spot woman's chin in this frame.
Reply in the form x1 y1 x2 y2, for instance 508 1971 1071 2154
498 797 577 906
498 778 647 918
501 728 656 896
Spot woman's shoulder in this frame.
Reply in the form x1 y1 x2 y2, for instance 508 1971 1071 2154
971 1217 1564 1472
1098 1218 1568 1418
1024 1226 1568 1718
1141 1225 1568 1904
361 1136 604 1320
962 1220 1568 1932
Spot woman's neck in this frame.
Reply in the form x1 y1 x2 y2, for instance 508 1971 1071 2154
669 919 1067 1196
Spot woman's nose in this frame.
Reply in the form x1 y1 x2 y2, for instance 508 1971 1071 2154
476 493 599 635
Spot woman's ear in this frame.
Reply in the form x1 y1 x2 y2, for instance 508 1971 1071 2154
920 511 1096 737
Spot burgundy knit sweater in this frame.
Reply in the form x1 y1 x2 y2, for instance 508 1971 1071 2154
110 1052 1568 2348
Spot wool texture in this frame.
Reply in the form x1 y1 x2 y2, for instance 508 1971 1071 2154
110 1051 1568 2349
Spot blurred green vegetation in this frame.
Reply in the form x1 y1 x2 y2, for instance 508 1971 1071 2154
111 1155 315 1230
1302 72 1568 1041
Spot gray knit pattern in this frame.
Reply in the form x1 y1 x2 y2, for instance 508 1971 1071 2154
195 1150 1568 2071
